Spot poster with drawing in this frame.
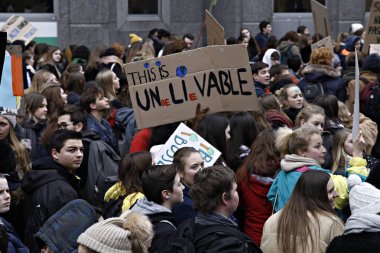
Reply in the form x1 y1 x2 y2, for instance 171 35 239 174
125 45 259 129
154 123 221 167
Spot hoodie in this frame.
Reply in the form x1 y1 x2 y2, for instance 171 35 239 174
22 157 79 253
132 198 176 253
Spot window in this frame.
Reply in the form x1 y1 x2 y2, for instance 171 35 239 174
274 0 325 12
128 0 159 15
0 0 54 13
366 0 373 11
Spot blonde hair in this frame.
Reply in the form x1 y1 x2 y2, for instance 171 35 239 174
331 128 351 173
310 47 333 66
0 116 31 176
295 105 325 127
276 126 321 157
30 70 56 93
95 70 116 100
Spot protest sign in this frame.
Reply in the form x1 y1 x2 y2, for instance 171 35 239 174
352 49 360 140
364 0 380 54
205 9 225 46
310 0 331 39
126 45 259 129
1 15 37 45
311 36 333 51
0 32 6 85
370 44 380 55
154 123 221 166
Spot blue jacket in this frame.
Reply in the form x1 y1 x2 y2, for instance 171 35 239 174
86 114 118 153
0 218 29 253
173 185 197 226
35 199 98 253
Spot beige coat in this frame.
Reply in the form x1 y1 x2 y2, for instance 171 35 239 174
260 211 344 253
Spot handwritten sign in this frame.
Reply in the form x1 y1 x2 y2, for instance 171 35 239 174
310 0 331 39
1 15 37 45
154 123 221 166
365 1 380 53
370 44 380 55
126 45 259 129
311 36 333 51
205 9 225 46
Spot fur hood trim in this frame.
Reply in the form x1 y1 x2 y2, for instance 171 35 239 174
302 64 341 78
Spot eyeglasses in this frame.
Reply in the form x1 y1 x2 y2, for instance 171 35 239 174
58 122 74 129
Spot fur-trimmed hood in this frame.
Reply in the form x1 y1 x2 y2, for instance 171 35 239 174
302 64 341 78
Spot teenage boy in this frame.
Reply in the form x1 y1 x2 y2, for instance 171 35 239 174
251 61 270 97
255 20 272 49
167 165 262 253
80 85 118 153
22 130 83 252
132 164 184 253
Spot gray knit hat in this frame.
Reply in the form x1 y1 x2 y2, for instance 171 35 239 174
349 182 380 214
0 112 16 129
77 211 133 253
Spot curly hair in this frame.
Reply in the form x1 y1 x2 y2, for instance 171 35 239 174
310 47 333 66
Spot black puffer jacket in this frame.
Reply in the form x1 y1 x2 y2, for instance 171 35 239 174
21 119 48 161
298 64 346 102
22 157 79 253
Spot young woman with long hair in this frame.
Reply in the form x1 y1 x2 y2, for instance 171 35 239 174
267 126 367 212
103 151 152 218
225 112 259 172
172 147 204 225
261 170 344 253
40 82 67 119
236 129 281 246
21 92 49 161
260 93 293 129
40 46 63 80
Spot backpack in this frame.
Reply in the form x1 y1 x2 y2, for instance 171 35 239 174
360 78 379 115
166 219 262 253
280 45 293 65
80 138 120 207
364 85 380 124
114 107 137 157
302 82 324 102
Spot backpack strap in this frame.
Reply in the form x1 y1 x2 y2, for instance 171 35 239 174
295 166 310 173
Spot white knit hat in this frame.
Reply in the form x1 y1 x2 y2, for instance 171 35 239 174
77 211 133 253
351 23 363 33
349 182 380 214
0 112 16 129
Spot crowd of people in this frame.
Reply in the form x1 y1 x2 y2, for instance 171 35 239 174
1 20 380 252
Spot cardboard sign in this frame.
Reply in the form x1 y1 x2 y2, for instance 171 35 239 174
311 36 333 51
370 44 380 55
154 123 221 166
1 15 37 45
310 0 331 39
364 0 380 54
126 45 259 129
205 9 225 46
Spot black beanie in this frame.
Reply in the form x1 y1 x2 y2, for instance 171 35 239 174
363 53 380 74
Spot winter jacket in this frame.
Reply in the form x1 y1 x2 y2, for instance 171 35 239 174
255 33 268 50
173 185 196 226
267 154 367 212
131 198 176 253
298 64 346 102
22 157 79 253
129 128 152 153
346 71 377 113
326 212 380 253
0 217 29 253
86 114 118 153
261 211 344 253
21 119 48 161
277 41 302 63
35 199 98 253
239 173 275 246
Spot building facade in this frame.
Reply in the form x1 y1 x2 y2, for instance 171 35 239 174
0 0 372 49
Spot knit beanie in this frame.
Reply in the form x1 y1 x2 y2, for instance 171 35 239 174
77 211 133 253
362 53 380 74
351 23 363 33
349 182 380 214
0 112 16 129
130 33 143 45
